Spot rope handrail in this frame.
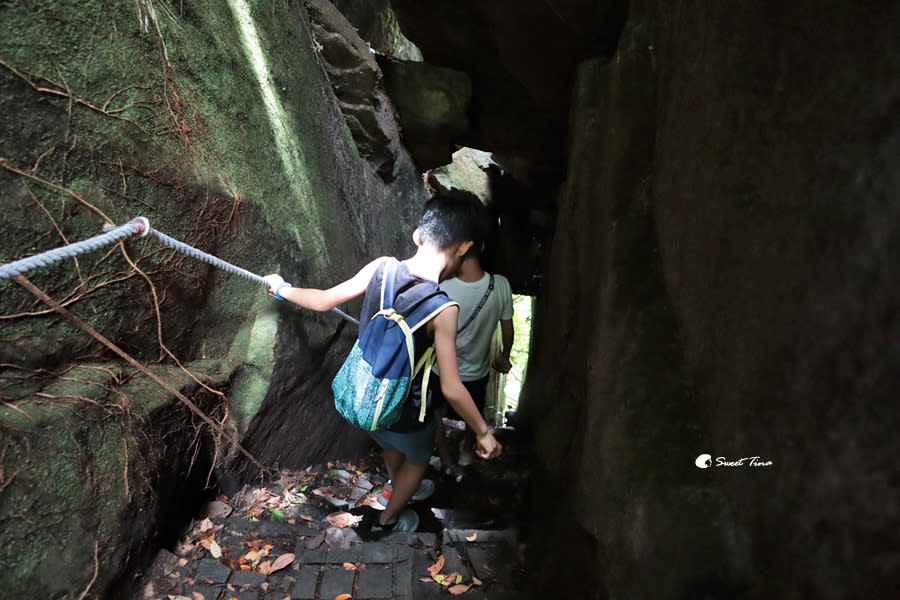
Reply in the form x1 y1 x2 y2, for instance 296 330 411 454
0 216 359 325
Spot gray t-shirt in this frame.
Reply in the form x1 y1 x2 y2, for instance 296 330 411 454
435 272 513 381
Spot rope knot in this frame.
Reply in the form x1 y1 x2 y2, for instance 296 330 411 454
129 216 151 237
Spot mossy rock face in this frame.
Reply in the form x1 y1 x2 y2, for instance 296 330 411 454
0 360 239 598
0 0 426 595
0 0 423 451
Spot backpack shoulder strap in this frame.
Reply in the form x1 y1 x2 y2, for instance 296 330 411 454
409 298 459 334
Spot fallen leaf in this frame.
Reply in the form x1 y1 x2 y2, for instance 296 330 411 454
256 560 273 575
448 584 472 595
465 532 478 542
445 572 460 584
334 594 351 600
300 515 316 522
270 509 287 523
199 538 212 550
343 562 357 571
287 519 296 525
267 553 295 574
426 554 445 576
198 518 214 532
473 576 483 586
326 512 363 528
420 577 436 583
191 593 204 600
219 557 241 571
305 532 326 549
433 574 447 585
209 540 222 559
167 596 192 600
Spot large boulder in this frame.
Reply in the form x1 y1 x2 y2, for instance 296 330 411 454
522 1 900 598
0 0 427 594
307 0 404 180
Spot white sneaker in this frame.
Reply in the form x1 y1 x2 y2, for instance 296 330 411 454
458 441 474 467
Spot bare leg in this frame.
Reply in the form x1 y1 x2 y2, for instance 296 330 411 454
382 448 404 482
378 459 427 526
434 404 453 469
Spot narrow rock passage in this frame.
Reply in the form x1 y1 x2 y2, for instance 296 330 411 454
134 425 530 600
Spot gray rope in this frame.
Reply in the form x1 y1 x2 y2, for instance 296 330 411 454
0 222 140 279
140 227 358 325
1 216 359 325
147 227 269 286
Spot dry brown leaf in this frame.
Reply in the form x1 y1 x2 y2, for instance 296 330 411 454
448 584 472 595
426 554 445 576
343 562 357 570
300 515 316 522
445 572 461 584
198 518 214 532
326 512 363 528
199 538 212 550
267 553 295 574
473 576 483 586
191 592 204 600
256 560 273 575
420 577 436 583
465 532 478 542
334 594 351 600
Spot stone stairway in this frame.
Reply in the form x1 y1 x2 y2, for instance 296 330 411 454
134 428 530 600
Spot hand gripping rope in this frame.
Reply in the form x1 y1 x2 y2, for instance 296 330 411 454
0 216 359 325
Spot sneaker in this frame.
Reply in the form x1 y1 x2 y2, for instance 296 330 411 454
458 441 474 467
377 478 436 506
370 508 419 533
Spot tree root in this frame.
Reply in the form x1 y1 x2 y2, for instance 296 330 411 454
0 58 149 131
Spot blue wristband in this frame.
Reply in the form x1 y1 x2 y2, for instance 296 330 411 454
274 282 293 301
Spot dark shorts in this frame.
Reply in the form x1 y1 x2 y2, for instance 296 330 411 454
369 416 437 464
431 374 489 421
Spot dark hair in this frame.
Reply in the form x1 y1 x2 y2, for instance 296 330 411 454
418 192 487 249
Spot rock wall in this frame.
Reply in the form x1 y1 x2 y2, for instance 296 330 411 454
521 1 899 598
0 0 426 595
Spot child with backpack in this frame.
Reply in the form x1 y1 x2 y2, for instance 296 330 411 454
262 195 502 532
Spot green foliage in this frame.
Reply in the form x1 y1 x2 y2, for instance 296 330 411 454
502 294 533 410
269 508 287 523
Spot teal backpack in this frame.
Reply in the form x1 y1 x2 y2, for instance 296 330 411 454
332 259 458 431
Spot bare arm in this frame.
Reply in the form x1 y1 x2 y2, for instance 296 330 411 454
492 318 514 373
433 307 502 459
266 257 387 311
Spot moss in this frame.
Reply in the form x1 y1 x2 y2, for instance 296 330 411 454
0 358 240 597
227 294 279 434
